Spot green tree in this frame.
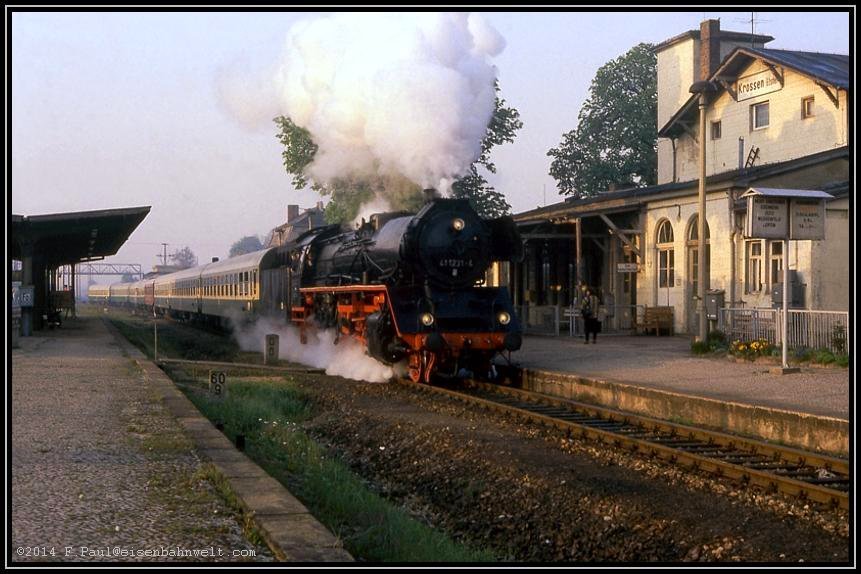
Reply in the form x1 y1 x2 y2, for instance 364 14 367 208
229 235 264 257
547 43 657 198
274 82 522 222
169 246 197 269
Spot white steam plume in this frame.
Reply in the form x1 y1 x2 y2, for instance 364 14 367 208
234 316 396 383
218 12 505 194
352 194 392 227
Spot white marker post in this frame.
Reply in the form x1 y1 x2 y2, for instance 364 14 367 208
741 188 832 374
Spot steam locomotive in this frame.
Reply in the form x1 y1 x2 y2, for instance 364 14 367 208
90 197 522 383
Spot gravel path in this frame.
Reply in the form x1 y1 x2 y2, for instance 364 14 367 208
507 335 849 418
11 318 273 563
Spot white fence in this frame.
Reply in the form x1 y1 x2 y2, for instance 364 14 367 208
520 304 644 337
718 308 850 355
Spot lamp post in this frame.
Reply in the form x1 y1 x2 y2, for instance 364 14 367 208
689 80 717 342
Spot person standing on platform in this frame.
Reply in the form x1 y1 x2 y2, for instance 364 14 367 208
580 290 599 344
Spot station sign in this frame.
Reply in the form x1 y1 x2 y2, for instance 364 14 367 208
13 284 35 308
742 188 832 240
209 370 228 399
789 198 826 240
736 69 782 101
616 263 639 273
745 195 788 239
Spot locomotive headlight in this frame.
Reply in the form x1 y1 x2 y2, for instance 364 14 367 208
451 218 465 232
497 311 511 325
420 312 435 327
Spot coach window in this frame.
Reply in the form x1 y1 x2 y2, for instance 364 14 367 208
656 219 675 289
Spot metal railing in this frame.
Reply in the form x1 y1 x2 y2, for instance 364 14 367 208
520 305 560 336
521 304 645 337
718 308 779 343
785 310 850 355
718 308 850 355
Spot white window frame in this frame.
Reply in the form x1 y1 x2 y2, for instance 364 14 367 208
769 241 784 286
656 220 675 289
746 240 764 293
751 101 770 131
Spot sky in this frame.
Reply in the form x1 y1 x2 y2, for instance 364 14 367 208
10 10 852 278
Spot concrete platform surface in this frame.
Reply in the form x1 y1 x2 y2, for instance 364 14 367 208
11 317 272 562
508 334 849 420
11 317 350 562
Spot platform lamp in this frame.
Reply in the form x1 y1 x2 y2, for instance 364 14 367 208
689 79 718 343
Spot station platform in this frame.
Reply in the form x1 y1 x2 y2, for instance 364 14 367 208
510 334 849 419
505 334 849 455
11 316 348 562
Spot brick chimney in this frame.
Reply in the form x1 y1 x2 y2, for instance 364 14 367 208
287 204 299 222
700 19 721 81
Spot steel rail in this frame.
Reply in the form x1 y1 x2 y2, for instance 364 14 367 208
396 379 849 510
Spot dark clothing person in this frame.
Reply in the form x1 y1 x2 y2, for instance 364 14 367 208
581 295 599 343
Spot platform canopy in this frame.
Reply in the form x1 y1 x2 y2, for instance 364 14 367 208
11 206 151 267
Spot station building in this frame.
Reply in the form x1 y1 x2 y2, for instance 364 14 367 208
508 20 849 336
266 202 328 248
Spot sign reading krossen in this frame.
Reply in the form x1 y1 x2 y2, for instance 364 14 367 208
736 69 782 101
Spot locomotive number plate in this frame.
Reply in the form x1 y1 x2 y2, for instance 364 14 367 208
438 259 473 268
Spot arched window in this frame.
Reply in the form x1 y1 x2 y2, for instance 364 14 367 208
656 220 675 288
686 215 710 243
686 216 710 298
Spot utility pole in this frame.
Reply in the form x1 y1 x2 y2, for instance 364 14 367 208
159 243 169 266
690 79 717 342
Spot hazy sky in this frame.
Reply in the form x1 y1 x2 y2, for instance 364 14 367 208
10 10 851 275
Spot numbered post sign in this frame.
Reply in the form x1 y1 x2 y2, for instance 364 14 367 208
264 334 280 365
209 370 228 398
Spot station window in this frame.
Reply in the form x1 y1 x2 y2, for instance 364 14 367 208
710 120 721 140
769 241 784 285
801 96 814 119
751 101 769 130
656 219 675 289
746 240 764 293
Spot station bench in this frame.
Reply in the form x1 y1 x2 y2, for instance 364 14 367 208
637 306 674 336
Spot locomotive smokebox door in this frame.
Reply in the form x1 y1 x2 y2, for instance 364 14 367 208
265 334 280 365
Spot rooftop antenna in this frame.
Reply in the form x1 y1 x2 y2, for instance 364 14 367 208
734 11 770 46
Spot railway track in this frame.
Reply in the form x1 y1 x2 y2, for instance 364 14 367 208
397 378 850 510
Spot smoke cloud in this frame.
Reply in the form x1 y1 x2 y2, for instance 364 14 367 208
219 12 505 194
234 316 397 383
